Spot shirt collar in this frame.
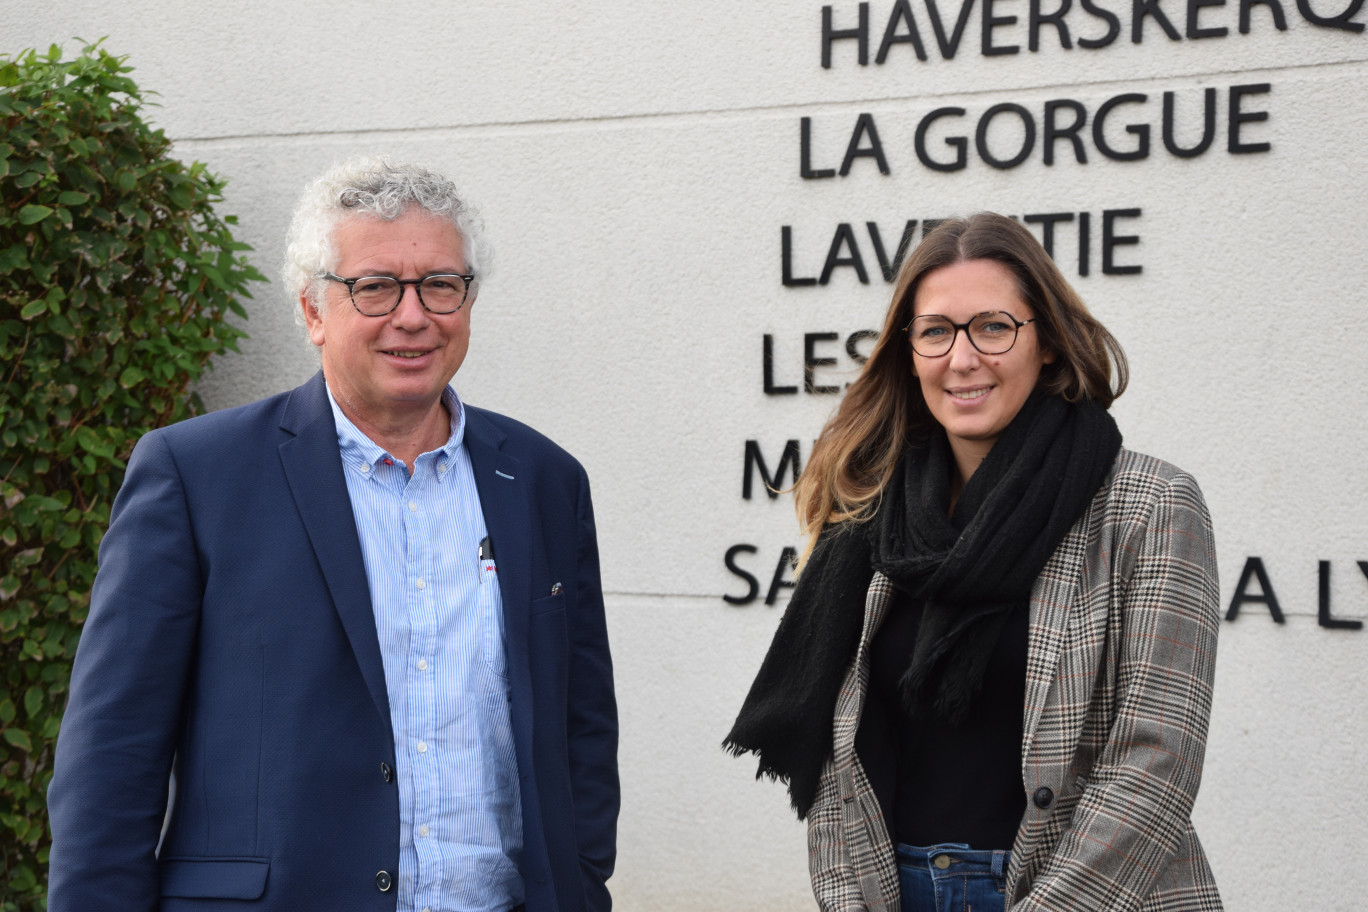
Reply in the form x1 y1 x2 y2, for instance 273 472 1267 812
325 383 466 478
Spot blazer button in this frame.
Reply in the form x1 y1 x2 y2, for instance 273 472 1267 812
381 762 393 783
375 870 393 892
1033 786 1055 809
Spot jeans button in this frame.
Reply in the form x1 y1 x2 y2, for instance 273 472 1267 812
934 855 952 870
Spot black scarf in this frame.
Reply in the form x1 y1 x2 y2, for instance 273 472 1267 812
723 393 1121 819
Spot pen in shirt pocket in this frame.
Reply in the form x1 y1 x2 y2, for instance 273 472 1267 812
478 535 496 582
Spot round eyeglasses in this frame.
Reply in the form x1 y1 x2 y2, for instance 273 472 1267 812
905 311 1036 357
320 272 477 316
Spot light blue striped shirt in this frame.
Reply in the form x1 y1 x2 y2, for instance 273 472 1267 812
327 383 523 912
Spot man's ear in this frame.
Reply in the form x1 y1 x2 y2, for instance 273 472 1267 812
300 292 325 347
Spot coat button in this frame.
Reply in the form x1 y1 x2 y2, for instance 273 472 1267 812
375 870 393 892
1033 786 1055 809
381 762 393 783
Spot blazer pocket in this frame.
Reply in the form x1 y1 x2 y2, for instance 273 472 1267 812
160 857 270 899
530 590 566 616
528 591 569 690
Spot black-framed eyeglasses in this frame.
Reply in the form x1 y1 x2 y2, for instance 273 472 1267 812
905 311 1036 357
320 272 477 316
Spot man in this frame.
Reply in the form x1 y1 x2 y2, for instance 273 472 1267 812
47 157 619 912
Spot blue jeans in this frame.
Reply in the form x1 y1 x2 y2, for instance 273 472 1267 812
896 843 1010 912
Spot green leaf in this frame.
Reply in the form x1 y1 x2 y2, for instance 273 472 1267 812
49 311 77 338
9 863 36 891
19 299 48 319
23 684 42 717
58 189 90 205
0 245 28 272
118 365 145 387
2 727 33 751
169 183 194 208
75 426 115 459
18 203 54 225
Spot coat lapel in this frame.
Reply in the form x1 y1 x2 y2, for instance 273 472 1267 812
1021 486 1100 751
462 407 533 748
276 374 392 734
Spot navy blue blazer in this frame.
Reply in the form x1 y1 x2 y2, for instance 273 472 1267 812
47 373 619 911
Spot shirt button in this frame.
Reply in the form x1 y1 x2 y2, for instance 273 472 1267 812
438 463 447 473
360 463 371 474
416 578 425 590
408 500 417 512
417 658 428 671
417 741 427 754
418 824 429 838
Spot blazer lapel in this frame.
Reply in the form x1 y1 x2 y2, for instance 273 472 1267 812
835 571 895 759
1021 490 1099 751
462 407 533 747
276 374 392 734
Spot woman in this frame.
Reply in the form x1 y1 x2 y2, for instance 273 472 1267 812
725 214 1222 912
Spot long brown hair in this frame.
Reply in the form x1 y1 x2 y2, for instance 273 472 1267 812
792 212 1128 568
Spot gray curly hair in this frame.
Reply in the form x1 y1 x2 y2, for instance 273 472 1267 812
283 156 492 326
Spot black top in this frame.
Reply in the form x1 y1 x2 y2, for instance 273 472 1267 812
858 585 1028 851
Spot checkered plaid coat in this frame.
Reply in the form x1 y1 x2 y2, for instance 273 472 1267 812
807 450 1224 911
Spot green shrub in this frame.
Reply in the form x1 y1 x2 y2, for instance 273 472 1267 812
0 41 262 909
